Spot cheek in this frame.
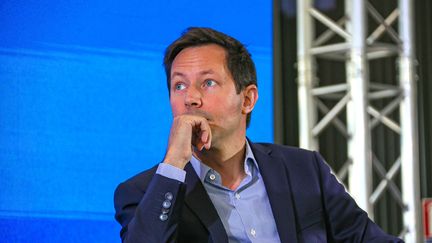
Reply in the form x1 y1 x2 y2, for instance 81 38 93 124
213 94 242 114
170 98 185 116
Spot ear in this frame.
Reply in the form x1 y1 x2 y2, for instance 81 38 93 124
241 85 258 114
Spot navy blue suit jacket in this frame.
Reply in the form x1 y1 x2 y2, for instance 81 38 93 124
114 142 403 242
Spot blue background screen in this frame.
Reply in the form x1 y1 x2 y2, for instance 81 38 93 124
0 1 272 242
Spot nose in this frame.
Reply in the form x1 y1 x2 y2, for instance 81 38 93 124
184 86 202 108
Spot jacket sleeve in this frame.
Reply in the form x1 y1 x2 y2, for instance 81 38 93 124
313 151 404 243
114 173 186 243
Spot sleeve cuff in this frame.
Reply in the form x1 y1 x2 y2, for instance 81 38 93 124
156 163 186 182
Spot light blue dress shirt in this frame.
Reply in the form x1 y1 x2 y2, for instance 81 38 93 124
157 141 281 243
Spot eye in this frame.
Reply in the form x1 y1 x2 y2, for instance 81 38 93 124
204 79 216 87
174 83 186 91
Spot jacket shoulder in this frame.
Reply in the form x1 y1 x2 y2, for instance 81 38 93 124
252 142 326 180
254 142 318 160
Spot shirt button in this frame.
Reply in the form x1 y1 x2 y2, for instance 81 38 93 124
250 228 256 237
162 200 172 209
235 193 241 199
209 174 216 181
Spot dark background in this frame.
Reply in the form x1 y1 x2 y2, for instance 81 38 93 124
274 0 432 236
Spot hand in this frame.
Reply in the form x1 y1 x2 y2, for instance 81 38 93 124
163 114 212 169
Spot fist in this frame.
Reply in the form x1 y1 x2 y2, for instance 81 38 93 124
163 114 212 169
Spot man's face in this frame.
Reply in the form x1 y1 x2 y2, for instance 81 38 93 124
169 44 247 145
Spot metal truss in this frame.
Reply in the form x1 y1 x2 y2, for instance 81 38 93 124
296 0 421 242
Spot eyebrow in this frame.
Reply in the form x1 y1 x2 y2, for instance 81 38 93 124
171 72 186 79
199 70 215 75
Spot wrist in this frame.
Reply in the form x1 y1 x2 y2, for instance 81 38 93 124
162 157 188 170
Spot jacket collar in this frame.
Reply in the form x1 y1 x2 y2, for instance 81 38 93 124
249 141 298 243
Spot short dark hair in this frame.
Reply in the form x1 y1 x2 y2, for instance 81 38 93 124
163 27 257 127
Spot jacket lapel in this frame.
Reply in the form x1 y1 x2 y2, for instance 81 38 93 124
183 163 228 243
251 142 298 243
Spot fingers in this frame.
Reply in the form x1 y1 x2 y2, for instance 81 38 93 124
199 121 211 150
163 114 212 169
192 116 212 151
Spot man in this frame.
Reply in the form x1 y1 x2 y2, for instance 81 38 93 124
114 27 402 242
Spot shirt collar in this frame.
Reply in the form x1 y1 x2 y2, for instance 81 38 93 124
190 140 259 183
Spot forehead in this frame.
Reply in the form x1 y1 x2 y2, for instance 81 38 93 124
171 44 228 71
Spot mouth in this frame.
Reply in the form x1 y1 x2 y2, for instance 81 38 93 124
186 110 213 121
